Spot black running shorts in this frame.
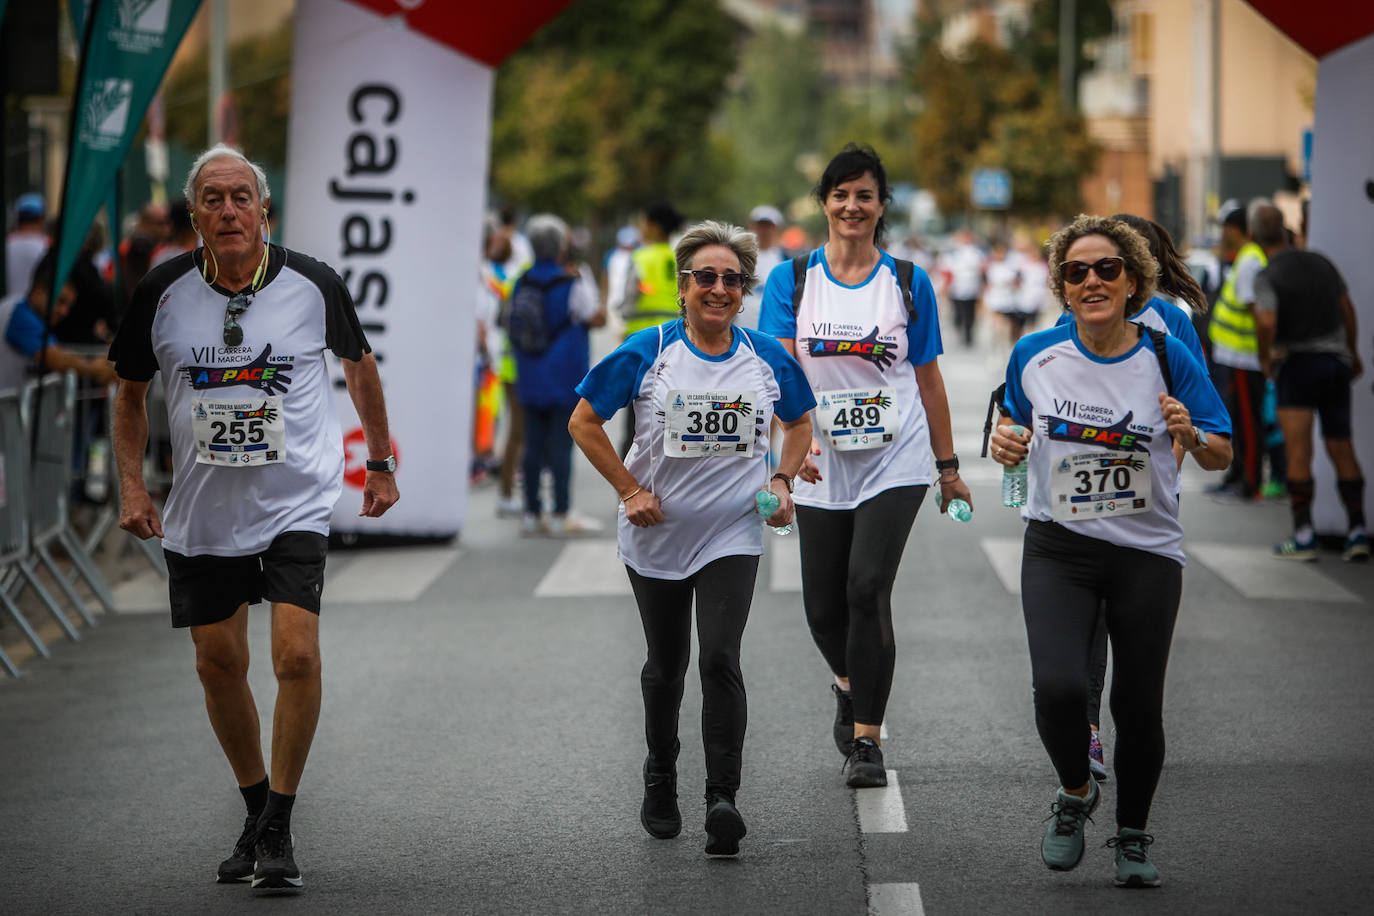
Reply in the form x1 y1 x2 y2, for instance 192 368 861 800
164 531 328 628
1275 352 1353 439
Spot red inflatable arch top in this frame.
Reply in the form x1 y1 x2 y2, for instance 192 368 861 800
344 0 576 67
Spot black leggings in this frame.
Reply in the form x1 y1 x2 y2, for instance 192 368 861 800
626 555 759 794
1021 520 1181 829
796 486 925 726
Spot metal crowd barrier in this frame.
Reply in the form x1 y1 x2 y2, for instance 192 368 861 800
0 372 126 677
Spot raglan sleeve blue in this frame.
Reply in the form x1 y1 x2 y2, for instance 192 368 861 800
757 258 798 341
905 267 943 365
575 330 657 421
1166 335 1231 437
1054 311 1071 327
1002 339 1034 427
1162 304 1208 370
750 331 817 422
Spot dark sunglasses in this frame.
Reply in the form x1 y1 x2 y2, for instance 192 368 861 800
680 269 748 291
1061 257 1125 285
223 293 252 347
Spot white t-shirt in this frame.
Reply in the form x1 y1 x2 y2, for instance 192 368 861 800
738 245 787 332
109 246 370 557
982 257 1020 313
1003 322 1231 564
940 243 985 300
1017 258 1050 313
5 232 47 299
759 248 944 509
576 319 814 579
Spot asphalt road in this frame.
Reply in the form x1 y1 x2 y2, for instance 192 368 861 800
2 333 1372 915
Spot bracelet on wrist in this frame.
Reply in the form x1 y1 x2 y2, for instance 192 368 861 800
619 486 642 503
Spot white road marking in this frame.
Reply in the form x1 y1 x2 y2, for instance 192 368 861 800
769 532 802 592
534 540 631 597
869 882 925 916
856 769 908 834
328 546 460 603
980 537 1023 594
1188 542 1361 602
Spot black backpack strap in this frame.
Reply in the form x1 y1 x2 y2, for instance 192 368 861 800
981 382 1009 458
1133 322 1174 397
894 258 916 323
790 254 808 315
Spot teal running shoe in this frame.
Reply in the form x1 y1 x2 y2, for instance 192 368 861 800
1107 828 1161 888
1273 536 1317 561
1040 780 1099 870
1343 532 1370 563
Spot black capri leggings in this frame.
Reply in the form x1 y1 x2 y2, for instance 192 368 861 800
626 554 759 795
796 485 926 726
1021 520 1182 830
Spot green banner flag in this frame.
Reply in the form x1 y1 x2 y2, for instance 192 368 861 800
54 0 202 295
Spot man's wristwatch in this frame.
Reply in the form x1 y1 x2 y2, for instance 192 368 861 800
770 472 794 493
1185 427 1208 454
935 455 960 473
366 455 397 473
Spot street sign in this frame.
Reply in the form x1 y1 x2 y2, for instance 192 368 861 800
971 168 1012 210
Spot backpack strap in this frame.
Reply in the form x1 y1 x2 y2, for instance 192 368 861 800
789 254 808 315
893 257 916 323
980 382 1009 458
1136 322 1174 397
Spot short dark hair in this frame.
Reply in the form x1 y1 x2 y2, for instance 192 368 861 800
646 203 684 235
1222 207 1247 233
1251 205 1286 247
813 143 892 245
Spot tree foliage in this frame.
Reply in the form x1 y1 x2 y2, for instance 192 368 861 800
1008 0 1116 92
491 0 738 224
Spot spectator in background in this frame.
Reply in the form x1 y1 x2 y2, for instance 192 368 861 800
510 213 606 536
500 205 533 279
939 228 985 347
105 202 168 309
0 250 115 392
618 203 685 455
982 241 1022 348
604 224 640 329
1012 238 1050 342
1252 204 1368 563
1208 199 1271 499
6 192 49 298
739 204 786 331
152 197 199 268
484 220 524 518
53 223 118 344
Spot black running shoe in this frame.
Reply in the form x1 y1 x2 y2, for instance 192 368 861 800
832 684 854 757
703 791 746 856
844 736 888 788
641 759 681 839
251 818 302 890
216 813 258 883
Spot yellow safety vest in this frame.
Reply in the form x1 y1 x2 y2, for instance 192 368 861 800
625 243 681 336
1209 241 1267 364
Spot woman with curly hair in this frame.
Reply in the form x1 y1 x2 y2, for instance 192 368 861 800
987 215 1232 888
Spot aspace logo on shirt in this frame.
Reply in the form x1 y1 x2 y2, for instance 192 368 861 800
803 326 897 370
1043 410 1152 452
182 344 294 394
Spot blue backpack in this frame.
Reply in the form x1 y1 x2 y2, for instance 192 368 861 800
505 274 573 355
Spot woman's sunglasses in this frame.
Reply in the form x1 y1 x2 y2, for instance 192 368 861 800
680 269 748 291
1061 257 1125 286
223 293 251 347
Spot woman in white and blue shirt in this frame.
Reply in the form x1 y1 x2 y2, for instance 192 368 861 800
759 144 971 789
570 220 815 858
988 215 1231 887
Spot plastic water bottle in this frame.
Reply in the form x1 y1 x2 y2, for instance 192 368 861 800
934 490 972 522
755 489 793 536
85 438 109 503
1002 425 1028 508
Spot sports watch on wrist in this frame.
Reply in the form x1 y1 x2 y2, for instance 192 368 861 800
935 455 960 472
366 455 397 473
770 472 794 493
1185 427 1208 454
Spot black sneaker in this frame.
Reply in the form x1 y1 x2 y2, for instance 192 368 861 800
844 736 888 788
703 791 746 856
216 813 258 883
251 818 302 891
831 685 854 757
641 759 681 839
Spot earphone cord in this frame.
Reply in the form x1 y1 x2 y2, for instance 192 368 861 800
197 208 271 293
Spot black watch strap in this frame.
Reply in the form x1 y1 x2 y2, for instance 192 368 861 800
935 455 960 472
366 455 397 473
770 472 794 493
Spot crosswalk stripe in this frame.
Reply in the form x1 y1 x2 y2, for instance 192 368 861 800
1188 542 1361 602
328 546 460 603
980 537 1023 594
534 540 631 597
869 882 925 916
856 769 908 833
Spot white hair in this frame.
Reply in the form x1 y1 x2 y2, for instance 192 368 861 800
526 213 569 261
183 144 271 203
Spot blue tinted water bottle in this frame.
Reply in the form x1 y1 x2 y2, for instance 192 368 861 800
934 491 972 522
1002 425 1028 508
755 489 793 536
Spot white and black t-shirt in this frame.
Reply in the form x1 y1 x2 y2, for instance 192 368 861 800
109 245 370 557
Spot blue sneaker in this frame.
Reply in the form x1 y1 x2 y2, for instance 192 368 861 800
1041 780 1100 870
1107 828 1161 888
1273 536 1317 561
1343 532 1370 563
1088 730 1109 782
